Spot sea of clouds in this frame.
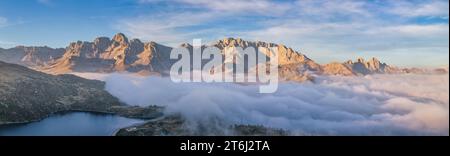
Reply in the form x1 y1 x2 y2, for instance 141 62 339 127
73 72 449 136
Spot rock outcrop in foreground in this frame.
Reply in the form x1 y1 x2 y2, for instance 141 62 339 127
0 61 162 125
115 115 288 136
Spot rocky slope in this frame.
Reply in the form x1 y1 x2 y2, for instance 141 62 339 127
213 37 322 70
0 61 162 125
321 57 449 76
1 33 445 80
39 33 174 75
343 57 398 75
115 115 288 136
0 46 65 67
322 57 397 76
322 62 356 76
39 35 322 80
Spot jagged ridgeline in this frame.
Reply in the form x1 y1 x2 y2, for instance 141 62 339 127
0 33 445 79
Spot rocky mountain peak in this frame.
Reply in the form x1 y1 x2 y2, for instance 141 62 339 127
219 37 246 47
94 37 111 45
180 43 192 48
322 62 355 76
366 57 383 70
215 37 279 49
0 46 65 67
345 60 354 64
338 57 393 75
357 57 365 63
212 37 321 71
144 41 158 49
353 57 381 65
2 33 429 80
130 38 143 44
370 57 380 63
112 33 129 45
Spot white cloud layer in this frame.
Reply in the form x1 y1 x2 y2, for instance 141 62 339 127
74 73 449 136
138 0 289 14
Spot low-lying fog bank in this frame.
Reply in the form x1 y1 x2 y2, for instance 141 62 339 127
72 72 449 136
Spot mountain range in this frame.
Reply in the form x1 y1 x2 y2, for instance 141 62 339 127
0 33 447 81
1 33 448 136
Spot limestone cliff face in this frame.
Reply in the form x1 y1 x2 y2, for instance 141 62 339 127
39 35 321 82
322 62 355 76
212 38 321 82
0 46 65 67
322 57 403 76
41 33 173 75
214 37 321 71
345 57 390 75
2 33 442 81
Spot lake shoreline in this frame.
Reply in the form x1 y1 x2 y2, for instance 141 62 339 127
0 112 150 136
0 106 164 125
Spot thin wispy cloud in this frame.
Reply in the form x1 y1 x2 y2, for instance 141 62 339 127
369 24 449 37
125 0 292 45
115 0 448 67
116 11 223 45
0 0 447 67
294 0 373 18
388 0 449 18
138 0 290 14
178 0 290 15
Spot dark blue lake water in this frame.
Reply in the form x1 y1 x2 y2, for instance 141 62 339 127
0 112 144 136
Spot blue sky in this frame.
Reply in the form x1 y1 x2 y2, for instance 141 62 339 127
0 0 448 67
